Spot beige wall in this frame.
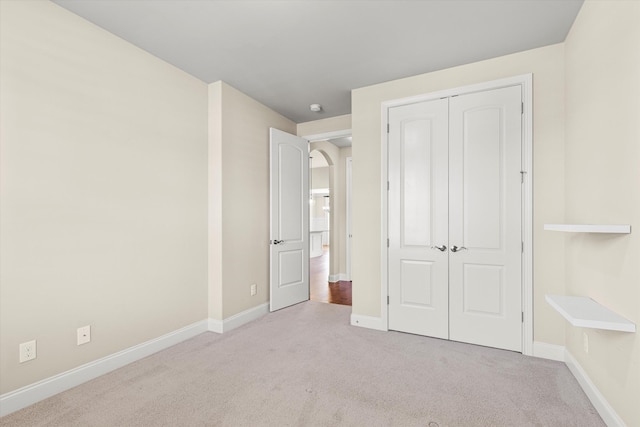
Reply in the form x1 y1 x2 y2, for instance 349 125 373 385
311 166 330 189
351 44 566 345
208 82 296 320
0 0 208 394
564 1 640 425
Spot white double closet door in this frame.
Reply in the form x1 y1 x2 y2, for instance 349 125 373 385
388 85 523 352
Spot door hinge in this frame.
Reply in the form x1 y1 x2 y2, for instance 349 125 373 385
387 295 390 305
521 241 524 253
520 171 526 184
522 312 524 323
521 102 524 114
387 123 390 133
387 181 390 191
387 238 390 247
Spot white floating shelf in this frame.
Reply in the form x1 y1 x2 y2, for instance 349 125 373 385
546 295 636 332
544 224 631 234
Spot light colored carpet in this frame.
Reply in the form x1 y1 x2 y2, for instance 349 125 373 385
1 301 603 426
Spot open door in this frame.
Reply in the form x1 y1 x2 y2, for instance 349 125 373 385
269 128 309 311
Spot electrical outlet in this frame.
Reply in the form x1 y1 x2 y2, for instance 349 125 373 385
19 340 37 363
583 332 589 353
250 284 257 296
77 325 91 345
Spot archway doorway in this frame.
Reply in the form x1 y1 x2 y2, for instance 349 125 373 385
309 140 352 306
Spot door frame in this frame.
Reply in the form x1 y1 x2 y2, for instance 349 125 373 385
303 129 352 284
380 74 534 355
346 156 352 281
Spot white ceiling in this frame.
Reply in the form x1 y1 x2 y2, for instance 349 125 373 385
52 0 583 123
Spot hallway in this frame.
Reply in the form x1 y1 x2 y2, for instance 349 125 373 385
310 247 352 306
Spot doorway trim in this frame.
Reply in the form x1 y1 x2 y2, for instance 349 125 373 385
380 74 533 355
346 156 353 281
304 129 351 143
302 129 353 284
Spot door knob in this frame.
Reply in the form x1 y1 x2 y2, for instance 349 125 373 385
431 245 447 252
450 245 467 252
272 239 284 245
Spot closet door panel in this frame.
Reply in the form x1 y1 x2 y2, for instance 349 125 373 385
448 86 523 352
388 99 449 338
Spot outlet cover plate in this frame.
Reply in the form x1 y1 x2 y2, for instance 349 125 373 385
19 340 37 363
77 325 91 345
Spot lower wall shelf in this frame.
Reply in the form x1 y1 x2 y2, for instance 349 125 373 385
545 295 636 332
543 224 631 233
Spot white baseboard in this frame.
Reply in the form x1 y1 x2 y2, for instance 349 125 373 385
564 350 626 427
522 342 624 425
0 320 208 417
208 318 224 333
208 303 269 334
328 273 350 282
350 313 387 331
532 341 565 361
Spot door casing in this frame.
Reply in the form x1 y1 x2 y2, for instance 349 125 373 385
303 130 352 283
346 156 352 281
380 74 533 355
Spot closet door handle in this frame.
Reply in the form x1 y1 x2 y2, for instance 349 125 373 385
450 245 467 253
431 245 447 252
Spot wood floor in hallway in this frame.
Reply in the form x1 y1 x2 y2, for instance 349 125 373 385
310 247 352 306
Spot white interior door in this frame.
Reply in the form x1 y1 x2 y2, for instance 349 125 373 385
388 99 449 338
269 128 309 312
448 86 522 351
387 85 523 352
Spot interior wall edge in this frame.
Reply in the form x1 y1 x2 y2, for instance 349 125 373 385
531 341 565 361
211 303 270 334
